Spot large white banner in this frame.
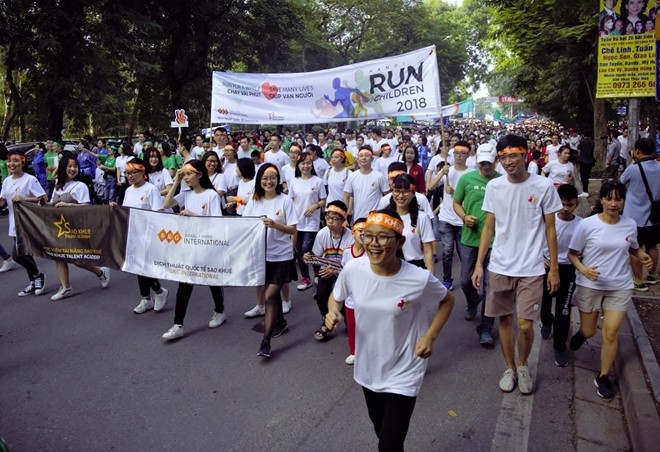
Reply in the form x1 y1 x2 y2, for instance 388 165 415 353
123 210 266 286
211 46 441 124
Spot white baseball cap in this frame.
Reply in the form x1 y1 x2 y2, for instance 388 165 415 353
476 143 497 163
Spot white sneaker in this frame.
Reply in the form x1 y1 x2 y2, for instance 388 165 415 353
499 368 517 392
98 267 111 288
162 324 184 340
154 288 169 311
133 298 154 314
0 258 17 273
345 354 355 365
517 365 534 394
244 305 265 318
51 286 73 301
578 192 589 198
282 300 292 314
209 312 226 328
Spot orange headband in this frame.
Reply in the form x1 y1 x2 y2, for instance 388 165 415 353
182 163 201 175
264 167 278 176
126 161 145 172
352 221 366 231
366 212 403 235
332 150 345 158
326 204 347 218
498 146 526 156
8 154 26 163
388 170 406 178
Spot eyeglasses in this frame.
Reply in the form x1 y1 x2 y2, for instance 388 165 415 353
361 233 397 246
392 189 413 197
454 151 469 156
325 214 343 222
125 170 142 176
261 176 278 182
206 160 219 165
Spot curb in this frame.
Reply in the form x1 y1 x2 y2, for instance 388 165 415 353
615 302 660 452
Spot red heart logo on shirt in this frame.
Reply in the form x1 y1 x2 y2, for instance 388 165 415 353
262 82 278 100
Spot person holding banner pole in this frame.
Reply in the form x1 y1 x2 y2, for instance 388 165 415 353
48 155 111 301
112 158 169 314
0 150 47 296
161 160 226 341
242 163 298 359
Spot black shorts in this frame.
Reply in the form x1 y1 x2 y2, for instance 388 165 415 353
265 259 297 285
637 224 660 249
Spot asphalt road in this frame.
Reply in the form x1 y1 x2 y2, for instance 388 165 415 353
1 215 582 451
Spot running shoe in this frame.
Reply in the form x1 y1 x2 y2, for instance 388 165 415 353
208 312 226 328
282 300 292 314
34 273 46 296
517 365 534 395
244 305 266 318
634 281 649 292
595 373 614 399
554 351 569 368
17 281 36 297
133 298 154 314
479 330 495 347
154 288 169 311
162 324 184 340
499 368 517 392
257 340 271 358
0 259 17 273
646 274 660 285
98 267 111 288
51 286 73 301
540 323 552 340
345 354 355 365
272 321 289 338
296 277 313 291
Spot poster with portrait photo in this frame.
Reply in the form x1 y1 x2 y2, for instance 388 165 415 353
599 0 657 36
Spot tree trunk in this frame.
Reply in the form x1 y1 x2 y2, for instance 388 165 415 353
593 98 608 166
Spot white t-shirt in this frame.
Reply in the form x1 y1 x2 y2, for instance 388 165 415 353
173 188 222 217
400 213 435 262
344 170 390 220
568 215 638 291
377 192 434 220
542 161 574 185
543 214 582 265
235 178 255 216
546 143 562 161
527 161 540 175
147 169 173 193
115 155 134 180
325 167 351 204
208 173 224 193
51 180 89 204
191 146 205 160
373 153 401 175
236 148 253 160
0 173 46 237
438 167 474 225
280 164 297 188
340 244 367 309
466 156 477 170
288 175 326 232
312 226 354 263
426 154 445 177
242 194 298 261
333 258 448 397
482 174 562 277
263 149 290 171
122 182 164 211
312 158 330 180
223 161 240 189
617 136 628 159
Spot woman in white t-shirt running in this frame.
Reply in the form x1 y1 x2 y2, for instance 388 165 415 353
542 145 575 187
242 163 298 359
568 181 653 400
324 149 351 204
388 173 435 273
161 160 226 341
49 156 111 301
325 209 454 451
289 151 327 291
226 157 256 216
114 158 169 314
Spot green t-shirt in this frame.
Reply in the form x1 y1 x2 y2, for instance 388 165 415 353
103 156 116 179
453 170 502 248
44 151 58 180
0 160 7 182
164 155 179 172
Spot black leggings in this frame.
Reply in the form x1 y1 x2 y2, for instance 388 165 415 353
541 264 576 352
362 387 417 452
173 283 224 325
12 238 39 279
314 274 337 317
137 275 161 298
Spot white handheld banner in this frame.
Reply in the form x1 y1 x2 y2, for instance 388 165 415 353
211 46 441 124
123 210 266 286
